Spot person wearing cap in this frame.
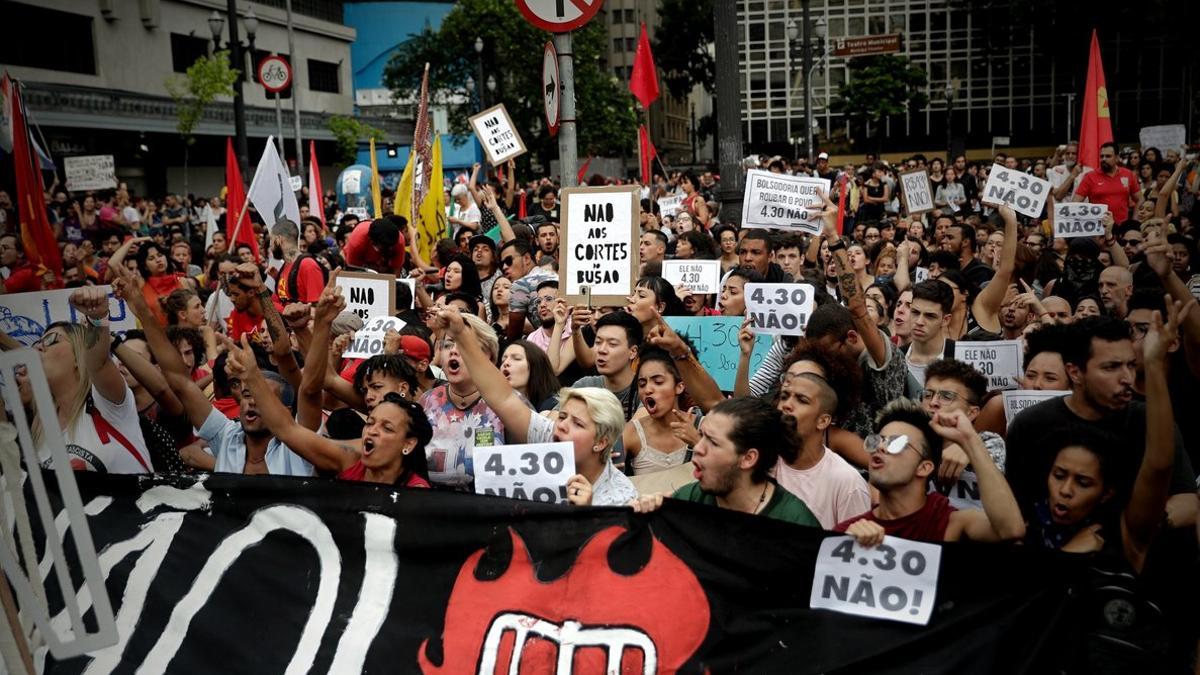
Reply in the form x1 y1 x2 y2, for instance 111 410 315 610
469 234 501 322
815 152 837 182
342 214 408 275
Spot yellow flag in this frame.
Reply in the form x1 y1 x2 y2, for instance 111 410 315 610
394 145 415 221
369 137 383 218
417 135 446 263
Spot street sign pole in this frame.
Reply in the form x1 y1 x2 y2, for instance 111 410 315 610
274 93 285 160
555 32 577 187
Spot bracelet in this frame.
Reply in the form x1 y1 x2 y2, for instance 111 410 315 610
671 351 690 361
828 239 847 253
86 315 109 328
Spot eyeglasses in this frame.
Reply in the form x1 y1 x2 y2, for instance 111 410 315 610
500 256 516 268
32 332 63 350
864 433 925 459
1127 321 1151 339
920 389 977 406
1121 237 1143 246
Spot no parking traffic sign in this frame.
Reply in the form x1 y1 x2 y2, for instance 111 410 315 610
516 0 604 33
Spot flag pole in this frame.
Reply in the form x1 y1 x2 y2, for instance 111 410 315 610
226 136 271 259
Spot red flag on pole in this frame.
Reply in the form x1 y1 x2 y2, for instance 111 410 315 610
518 190 528 219
225 137 258 259
629 22 660 109
638 125 657 186
576 155 593 185
1077 29 1113 171
7 75 61 287
308 140 325 230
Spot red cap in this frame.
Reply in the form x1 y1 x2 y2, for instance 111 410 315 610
398 335 432 361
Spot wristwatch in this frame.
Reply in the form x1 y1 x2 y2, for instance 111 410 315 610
828 239 848 253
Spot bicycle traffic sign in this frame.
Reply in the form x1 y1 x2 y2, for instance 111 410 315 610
257 54 292 94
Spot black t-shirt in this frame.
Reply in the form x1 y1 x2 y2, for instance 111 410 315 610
1005 395 1196 519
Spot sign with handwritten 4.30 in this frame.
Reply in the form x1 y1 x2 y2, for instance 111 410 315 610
664 316 770 392
810 535 942 626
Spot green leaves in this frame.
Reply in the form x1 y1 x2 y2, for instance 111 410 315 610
165 51 240 144
327 117 387 166
831 55 929 124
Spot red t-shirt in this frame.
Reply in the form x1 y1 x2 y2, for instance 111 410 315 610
275 256 325 307
834 492 957 543
337 460 430 487
226 308 263 342
1075 167 1138 221
1 262 42 293
342 221 406 273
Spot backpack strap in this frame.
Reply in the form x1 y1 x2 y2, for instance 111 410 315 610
87 397 151 472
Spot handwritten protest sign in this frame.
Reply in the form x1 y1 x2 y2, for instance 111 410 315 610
929 471 985 511
0 286 136 346
474 442 575 504
63 155 117 192
469 104 527 165
1139 124 1186 152
1053 202 1108 239
744 283 815 336
338 272 395 321
662 260 720 295
955 340 1023 391
1002 389 1069 427
981 164 1051 218
657 194 684 219
343 316 406 359
559 185 639 304
899 169 934 214
740 169 831 234
665 316 771 391
810 535 941 626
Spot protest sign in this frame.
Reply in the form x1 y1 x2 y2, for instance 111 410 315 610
0 286 136 346
810 535 941 626
744 283 816 336
899 169 934 214
1053 202 1108 239
657 194 684 219
929 470 986 512
1002 389 1070 427
662 260 720 295
397 278 416 310
474 442 575 504
469 103 527 166
665 316 771 391
63 155 117 192
343 316 406 359
981 164 1051 218
955 339 1023 391
345 206 369 219
1139 124 1186 152
559 185 639 304
740 169 831 234
913 266 930 283
338 271 395 321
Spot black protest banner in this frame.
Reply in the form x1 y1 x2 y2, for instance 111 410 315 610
26 473 1083 674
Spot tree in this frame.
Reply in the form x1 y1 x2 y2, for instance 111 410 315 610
327 116 388 166
830 56 929 153
383 0 638 174
655 0 715 144
165 51 239 193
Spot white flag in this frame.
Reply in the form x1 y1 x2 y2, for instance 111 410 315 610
202 203 217 250
247 136 301 227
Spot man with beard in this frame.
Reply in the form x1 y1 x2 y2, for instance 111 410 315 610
534 221 560 261
1006 316 1197 523
271 218 325 306
470 235 500 322
836 399 1025 544
773 371 870 528
1074 142 1139 221
630 397 820 526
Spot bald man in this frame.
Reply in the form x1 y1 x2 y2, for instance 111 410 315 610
1041 296 1073 324
1098 266 1133 319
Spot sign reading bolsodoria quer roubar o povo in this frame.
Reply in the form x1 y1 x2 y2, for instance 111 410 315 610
559 185 640 305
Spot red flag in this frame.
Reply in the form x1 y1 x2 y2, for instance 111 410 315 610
629 22 660 108
1078 30 1113 171
638 125 657 186
7 75 61 287
225 137 257 259
308 140 325 230
576 156 593 185
836 176 848 236
518 190 528 219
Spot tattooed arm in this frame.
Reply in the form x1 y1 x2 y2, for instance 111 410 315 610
820 191 888 367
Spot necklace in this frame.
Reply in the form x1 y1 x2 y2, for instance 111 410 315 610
751 482 770 515
448 386 480 410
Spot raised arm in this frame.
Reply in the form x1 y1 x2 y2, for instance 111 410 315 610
937 410 1026 542
503 159 517 211
734 317 755 398
569 305 596 370
970 204 1018 334
822 192 886 366
893 239 916 292
103 236 150 282
646 311 724 412
484 190 516 244
1143 231 1200 378
67 287 127 405
546 299 576 375
112 340 184 417
297 269 344 430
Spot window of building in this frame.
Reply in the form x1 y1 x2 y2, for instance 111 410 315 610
624 9 636 24
171 33 210 74
0 1 95 74
308 59 339 93
626 37 636 51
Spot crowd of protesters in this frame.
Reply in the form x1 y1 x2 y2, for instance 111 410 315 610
2 136 1199 671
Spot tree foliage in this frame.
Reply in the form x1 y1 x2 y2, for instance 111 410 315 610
165 51 239 146
383 0 638 168
654 0 715 100
327 116 388 166
831 56 928 148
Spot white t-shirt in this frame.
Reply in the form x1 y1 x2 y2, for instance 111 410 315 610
460 203 481 226
122 206 141 230
38 384 153 474
772 448 871 529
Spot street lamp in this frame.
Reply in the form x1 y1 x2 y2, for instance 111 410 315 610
944 79 960 162
474 37 486 111
207 3 258 181
786 3 827 164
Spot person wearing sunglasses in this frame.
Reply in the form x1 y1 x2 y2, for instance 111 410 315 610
835 398 1025 545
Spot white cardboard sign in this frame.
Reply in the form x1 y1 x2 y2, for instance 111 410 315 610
469 103 528 166
744 283 815 336
810 535 941 626
662 260 720 295
338 271 396 321
1139 124 1186 152
981 164 1051 218
559 185 639 304
955 339 1023 391
740 169 831 234
0 286 136 346
63 155 117 192
657 194 684 219
899 169 934 215
343 316 406 359
1053 202 1108 239
473 442 576 504
1001 389 1069 427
